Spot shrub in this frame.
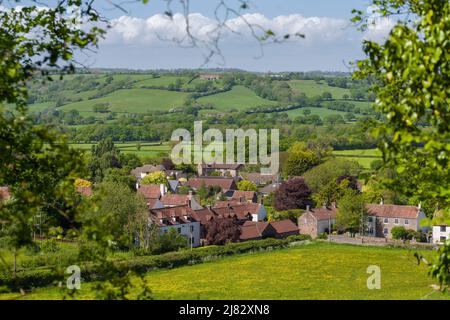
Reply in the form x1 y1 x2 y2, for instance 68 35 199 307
391 226 408 240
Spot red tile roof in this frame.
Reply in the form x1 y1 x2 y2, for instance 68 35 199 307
240 221 270 240
150 205 196 226
160 194 190 206
137 184 161 199
201 163 242 170
0 186 11 200
367 204 420 219
308 207 337 221
231 191 257 202
187 177 237 191
270 220 298 234
76 186 93 197
212 203 262 220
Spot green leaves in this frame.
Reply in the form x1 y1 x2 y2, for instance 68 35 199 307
354 0 450 288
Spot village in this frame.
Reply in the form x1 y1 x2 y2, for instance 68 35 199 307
70 161 449 248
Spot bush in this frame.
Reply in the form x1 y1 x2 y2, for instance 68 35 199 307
391 226 408 240
39 239 59 253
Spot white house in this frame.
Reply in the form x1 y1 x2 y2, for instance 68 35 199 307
432 225 450 244
149 205 201 247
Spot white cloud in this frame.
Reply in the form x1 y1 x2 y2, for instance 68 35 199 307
103 12 350 47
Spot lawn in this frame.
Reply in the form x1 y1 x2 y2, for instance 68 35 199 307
2 242 447 300
198 85 278 111
58 88 189 115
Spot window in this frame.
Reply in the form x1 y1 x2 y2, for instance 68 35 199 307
190 225 194 233
177 227 181 234
405 219 409 225
394 218 399 224
383 218 388 224
383 228 388 235
440 236 447 243
368 217 373 223
441 226 447 232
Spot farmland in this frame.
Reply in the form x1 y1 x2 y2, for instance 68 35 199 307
1 242 447 300
197 85 278 111
69 142 172 158
288 79 350 99
332 149 382 169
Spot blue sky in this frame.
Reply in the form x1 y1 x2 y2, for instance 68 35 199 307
14 1 393 71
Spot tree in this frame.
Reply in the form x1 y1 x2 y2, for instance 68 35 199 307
140 171 168 186
205 218 241 245
161 158 175 170
353 0 450 289
274 178 312 211
391 226 408 240
302 109 311 116
88 138 122 182
321 91 333 100
81 181 148 249
237 180 257 192
284 142 320 177
336 190 367 237
303 158 362 193
151 228 189 254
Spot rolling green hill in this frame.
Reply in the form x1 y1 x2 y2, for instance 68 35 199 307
288 79 350 99
197 85 278 111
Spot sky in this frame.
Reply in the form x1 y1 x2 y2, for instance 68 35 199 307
15 1 395 72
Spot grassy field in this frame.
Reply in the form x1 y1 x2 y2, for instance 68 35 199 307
69 142 172 158
1 242 447 300
198 85 278 111
333 148 381 169
59 89 190 115
288 80 351 99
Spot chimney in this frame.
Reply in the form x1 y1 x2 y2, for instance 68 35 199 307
306 205 310 212
380 197 384 205
160 183 167 196
331 202 336 209
323 202 327 209
188 190 193 201
418 202 422 210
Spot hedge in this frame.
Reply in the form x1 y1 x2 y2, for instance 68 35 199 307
0 235 311 291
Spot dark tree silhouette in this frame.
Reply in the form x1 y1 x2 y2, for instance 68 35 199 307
274 177 312 211
162 158 175 170
205 218 241 245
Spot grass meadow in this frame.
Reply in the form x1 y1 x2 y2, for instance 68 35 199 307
1 242 447 300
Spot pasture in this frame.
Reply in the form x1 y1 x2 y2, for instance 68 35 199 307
1 242 447 300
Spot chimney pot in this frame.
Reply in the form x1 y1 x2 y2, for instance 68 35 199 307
306 205 310 212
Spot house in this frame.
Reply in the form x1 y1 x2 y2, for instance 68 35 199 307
432 225 450 244
298 205 337 238
240 172 279 186
227 190 257 203
197 163 243 177
366 203 428 238
149 205 201 247
239 221 275 241
187 177 238 193
260 182 281 196
137 183 167 200
199 73 221 80
131 164 166 180
76 186 93 197
239 219 299 241
269 220 299 239
160 192 203 210
212 202 267 222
